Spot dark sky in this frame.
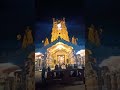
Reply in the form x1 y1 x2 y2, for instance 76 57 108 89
0 0 120 53
0 0 35 52
36 0 84 21
84 0 120 46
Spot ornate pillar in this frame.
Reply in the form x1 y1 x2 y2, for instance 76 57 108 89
111 72 117 90
85 62 98 90
116 71 120 90
85 74 98 90
103 73 108 90
106 73 111 90
103 72 111 90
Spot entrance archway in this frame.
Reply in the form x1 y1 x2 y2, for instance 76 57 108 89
46 42 76 69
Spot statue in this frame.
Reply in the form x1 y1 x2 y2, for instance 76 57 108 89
22 34 28 48
94 30 100 46
25 26 33 45
88 24 95 44
22 26 33 48
88 24 101 47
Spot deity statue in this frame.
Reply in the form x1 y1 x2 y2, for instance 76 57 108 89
22 26 33 48
88 24 101 46
88 24 95 44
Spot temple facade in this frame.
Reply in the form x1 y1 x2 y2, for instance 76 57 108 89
35 18 85 70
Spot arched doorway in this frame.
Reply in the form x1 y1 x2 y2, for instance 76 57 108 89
46 42 76 69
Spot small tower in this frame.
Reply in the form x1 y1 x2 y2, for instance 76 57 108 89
71 36 77 45
72 36 75 44
44 37 49 46
74 38 77 45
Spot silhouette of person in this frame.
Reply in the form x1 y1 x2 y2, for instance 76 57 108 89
42 67 46 84
58 64 62 70
66 64 68 69
47 66 51 72
55 64 59 70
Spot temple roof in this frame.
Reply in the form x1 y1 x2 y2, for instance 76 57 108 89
35 37 85 54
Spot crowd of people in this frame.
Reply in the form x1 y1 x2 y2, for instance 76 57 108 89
41 63 85 84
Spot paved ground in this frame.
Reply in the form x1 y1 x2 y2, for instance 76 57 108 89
46 85 85 90
35 71 42 83
36 83 85 90
35 71 85 90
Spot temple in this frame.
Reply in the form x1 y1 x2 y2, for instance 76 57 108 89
35 18 85 70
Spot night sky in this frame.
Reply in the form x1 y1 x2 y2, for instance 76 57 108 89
35 0 85 47
84 0 120 46
0 0 120 52
36 0 84 20
0 0 35 53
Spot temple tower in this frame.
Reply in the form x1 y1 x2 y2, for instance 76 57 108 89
51 18 70 42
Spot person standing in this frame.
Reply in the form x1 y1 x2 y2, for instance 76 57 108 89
42 67 46 84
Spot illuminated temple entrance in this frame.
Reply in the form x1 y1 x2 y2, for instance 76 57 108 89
46 42 76 68
35 18 85 70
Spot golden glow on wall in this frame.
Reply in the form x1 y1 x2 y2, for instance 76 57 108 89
56 44 64 50
58 55 65 65
47 42 73 54
46 42 75 68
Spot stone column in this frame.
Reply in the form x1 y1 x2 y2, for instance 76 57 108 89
13 77 15 90
97 70 102 90
26 75 28 90
116 72 120 90
106 74 111 90
102 72 111 90
85 76 98 90
111 73 117 90
85 62 98 90
103 73 107 90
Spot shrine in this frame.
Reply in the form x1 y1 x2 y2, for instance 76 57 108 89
35 18 85 70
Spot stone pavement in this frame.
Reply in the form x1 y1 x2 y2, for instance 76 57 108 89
48 85 85 90
35 71 85 90
36 84 85 90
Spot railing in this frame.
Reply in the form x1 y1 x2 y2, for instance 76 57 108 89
43 68 85 84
